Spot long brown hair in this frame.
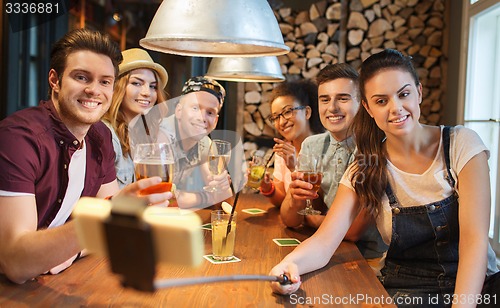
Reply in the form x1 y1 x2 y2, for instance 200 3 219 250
350 49 420 216
103 70 168 157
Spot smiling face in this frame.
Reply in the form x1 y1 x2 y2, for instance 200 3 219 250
362 69 422 137
49 50 115 137
121 68 158 122
270 95 310 141
175 91 220 148
317 78 360 141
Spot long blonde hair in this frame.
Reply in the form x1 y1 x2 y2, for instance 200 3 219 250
103 70 168 157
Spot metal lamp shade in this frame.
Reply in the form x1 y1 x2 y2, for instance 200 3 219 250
206 57 285 82
139 0 290 57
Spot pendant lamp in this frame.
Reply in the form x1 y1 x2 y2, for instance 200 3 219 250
206 56 285 82
140 0 289 57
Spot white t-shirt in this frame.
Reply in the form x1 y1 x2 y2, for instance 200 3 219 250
341 126 498 274
273 154 292 191
48 145 86 228
341 125 489 243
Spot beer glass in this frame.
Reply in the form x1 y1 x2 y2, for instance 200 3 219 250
296 153 323 216
133 143 176 202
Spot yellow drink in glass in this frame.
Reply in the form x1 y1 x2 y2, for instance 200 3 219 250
247 165 265 189
211 210 237 261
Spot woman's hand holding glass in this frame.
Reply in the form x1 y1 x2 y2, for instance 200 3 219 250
246 151 267 190
259 173 273 191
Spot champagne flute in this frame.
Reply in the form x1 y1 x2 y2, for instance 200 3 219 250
203 139 232 193
296 153 323 216
133 143 176 204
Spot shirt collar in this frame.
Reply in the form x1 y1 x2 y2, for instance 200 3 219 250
328 133 355 149
43 100 83 150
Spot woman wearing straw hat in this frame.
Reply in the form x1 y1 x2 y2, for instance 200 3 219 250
103 48 169 188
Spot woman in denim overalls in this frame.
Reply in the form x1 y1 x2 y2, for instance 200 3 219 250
270 49 499 307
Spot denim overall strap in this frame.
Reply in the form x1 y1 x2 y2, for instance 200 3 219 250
442 126 456 188
384 126 454 198
381 127 460 306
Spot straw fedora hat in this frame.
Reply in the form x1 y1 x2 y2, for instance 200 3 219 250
119 48 168 89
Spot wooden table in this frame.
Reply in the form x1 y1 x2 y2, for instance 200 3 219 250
0 193 394 307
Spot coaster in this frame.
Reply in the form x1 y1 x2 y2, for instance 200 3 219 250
201 223 212 230
272 238 301 247
241 208 267 215
203 254 241 264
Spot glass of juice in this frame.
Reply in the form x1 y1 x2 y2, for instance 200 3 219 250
246 151 266 190
211 210 236 261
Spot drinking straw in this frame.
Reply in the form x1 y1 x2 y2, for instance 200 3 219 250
222 191 239 249
263 151 275 173
141 114 153 144
220 143 238 248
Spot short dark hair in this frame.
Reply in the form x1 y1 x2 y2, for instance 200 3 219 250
49 29 122 93
269 80 324 134
316 63 360 102
316 63 359 85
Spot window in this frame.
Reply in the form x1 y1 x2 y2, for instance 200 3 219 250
4 10 67 116
460 0 500 255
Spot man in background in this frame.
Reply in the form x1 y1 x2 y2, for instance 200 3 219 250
156 76 238 208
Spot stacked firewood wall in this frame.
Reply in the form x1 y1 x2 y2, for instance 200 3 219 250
243 0 446 153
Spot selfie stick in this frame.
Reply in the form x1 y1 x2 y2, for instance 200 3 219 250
155 274 291 289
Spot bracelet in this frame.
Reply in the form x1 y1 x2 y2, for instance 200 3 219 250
260 181 275 196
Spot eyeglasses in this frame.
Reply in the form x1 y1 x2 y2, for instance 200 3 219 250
268 106 306 124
